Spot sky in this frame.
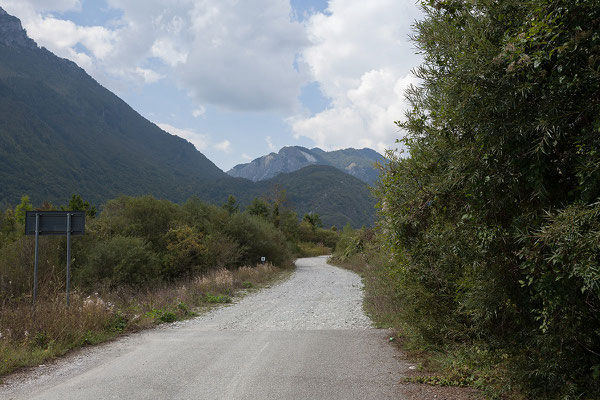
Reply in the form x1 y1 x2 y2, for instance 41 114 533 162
0 0 423 171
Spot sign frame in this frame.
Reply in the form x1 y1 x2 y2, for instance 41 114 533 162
25 211 86 306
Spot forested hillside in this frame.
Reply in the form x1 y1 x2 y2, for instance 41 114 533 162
0 9 226 208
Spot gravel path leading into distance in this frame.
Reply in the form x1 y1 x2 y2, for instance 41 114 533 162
0 256 414 400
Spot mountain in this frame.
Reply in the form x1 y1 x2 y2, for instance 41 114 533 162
259 165 375 228
227 146 384 185
201 165 376 228
0 8 227 209
0 8 375 227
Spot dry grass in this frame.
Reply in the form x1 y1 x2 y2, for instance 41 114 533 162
0 263 287 380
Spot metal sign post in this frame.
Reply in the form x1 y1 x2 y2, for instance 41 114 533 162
66 213 71 307
33 213 39 304
25 211 85 306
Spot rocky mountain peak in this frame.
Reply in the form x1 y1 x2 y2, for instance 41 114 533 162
0 7 37 49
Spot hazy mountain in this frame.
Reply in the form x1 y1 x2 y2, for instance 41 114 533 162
227 146 384 185
0 8 375 227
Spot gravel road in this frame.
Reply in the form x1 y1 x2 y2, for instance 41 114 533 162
0 256 410 400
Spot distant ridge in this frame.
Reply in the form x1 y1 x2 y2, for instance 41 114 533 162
227 146 384 185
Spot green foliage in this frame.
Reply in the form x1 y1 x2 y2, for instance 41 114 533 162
246 197 270 219
296 242 331 257
203 231 243 269
223 213 291 267
0 207 18 246
302 212 323 229
297 222 339 248
98 196 180 250
105 313 129 333
265 165 376 228
146 308 178 323
204 294 232 304
62 194 96 218
374 0 600 397
163 226 208 280
78 236 161 287
222 195 239 215
14 195 32 224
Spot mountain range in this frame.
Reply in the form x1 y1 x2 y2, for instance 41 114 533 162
227 146 383 185
0 8 376 228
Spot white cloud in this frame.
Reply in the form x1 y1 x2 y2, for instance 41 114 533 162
2 0 308 111
151 38 187 66
266 136 276 151
241 153 252 161
192 106 206 118
179 0 309 111
135 67 163 83
292 0 423 152
156 123 209 151
214 140 232 153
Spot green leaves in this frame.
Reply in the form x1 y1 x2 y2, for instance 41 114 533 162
377 0 600 396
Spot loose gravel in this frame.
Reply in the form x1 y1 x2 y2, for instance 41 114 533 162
177 255 372 331
1 256 464 400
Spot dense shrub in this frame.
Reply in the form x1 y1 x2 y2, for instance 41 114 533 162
297 222 339 248
77 236 160 287
223 213 291 267
96 196 181 250
374 0 600 397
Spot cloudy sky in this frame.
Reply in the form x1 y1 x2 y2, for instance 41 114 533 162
0 0 422 170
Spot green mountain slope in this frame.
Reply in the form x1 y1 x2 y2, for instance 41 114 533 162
260 165 376 228
0 9 226 207
0 8 375 227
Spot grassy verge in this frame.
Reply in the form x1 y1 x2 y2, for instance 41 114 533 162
329 254 514 399
0 262 290 380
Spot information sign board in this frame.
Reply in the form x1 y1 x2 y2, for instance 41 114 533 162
25 211 85 235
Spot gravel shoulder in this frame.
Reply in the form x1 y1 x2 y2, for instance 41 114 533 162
0 256 478 399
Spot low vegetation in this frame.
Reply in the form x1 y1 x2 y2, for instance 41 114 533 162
0 193 336 379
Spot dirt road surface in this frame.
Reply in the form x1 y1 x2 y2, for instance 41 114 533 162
0 256 413 399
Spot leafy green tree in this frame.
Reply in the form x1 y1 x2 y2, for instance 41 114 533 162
14 195 32 224
302 213 322 229
222 195 239 215
376 0 600 396
0 208 18 245
62 194 97 217
246 198 270 219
